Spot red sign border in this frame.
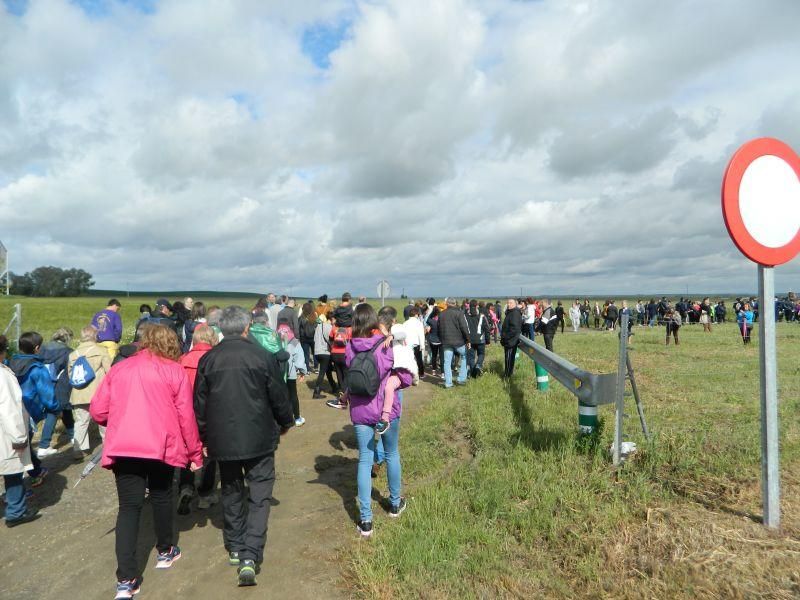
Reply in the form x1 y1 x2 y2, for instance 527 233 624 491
721 137 800 266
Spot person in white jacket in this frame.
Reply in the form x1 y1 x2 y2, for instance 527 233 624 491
569 302 582 333
0 335 39 527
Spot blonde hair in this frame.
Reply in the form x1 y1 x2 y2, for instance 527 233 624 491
52 327 74 344
80 325 98 343
139 324 181 361
192 324 218 347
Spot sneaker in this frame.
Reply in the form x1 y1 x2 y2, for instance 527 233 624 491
375 420 390 436
389 498 407 518
357 520 373 538
36 447 58 458
115 577 142 599
197 492 218 510
155 546 181 569
177 487 193 515
228 551 240 566
294 416 306 427
237 560 257 586
326 399 347 410
29 467 48 488
5 508 40 528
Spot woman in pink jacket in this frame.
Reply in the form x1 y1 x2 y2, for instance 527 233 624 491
91 324 203 600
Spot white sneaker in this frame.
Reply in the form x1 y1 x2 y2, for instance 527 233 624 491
37 447 58 458
295 417 306 427
197 492 219 509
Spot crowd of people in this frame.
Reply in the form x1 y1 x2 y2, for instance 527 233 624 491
2 290 796 598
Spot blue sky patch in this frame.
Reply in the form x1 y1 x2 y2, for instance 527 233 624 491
69 0 155 17
301 18 352 69
3 0 28 16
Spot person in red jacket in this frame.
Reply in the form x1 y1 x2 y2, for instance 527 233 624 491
176 325 219 514
90 324 203 600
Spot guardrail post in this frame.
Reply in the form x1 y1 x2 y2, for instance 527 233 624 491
534 362 549 391
578 399 598 435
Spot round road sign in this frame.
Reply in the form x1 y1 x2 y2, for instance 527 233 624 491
721 137 800 266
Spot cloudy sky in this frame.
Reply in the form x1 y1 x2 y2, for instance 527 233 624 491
1 0 799 297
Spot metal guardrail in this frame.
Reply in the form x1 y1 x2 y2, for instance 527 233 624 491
517 334 617 406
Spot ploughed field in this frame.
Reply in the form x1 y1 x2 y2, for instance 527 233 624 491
2 296 800 598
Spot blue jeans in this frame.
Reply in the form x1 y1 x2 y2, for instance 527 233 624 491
354 418 401 522
443 345 467 387
40 410 75 449
467 344 485 375
3 473 26 520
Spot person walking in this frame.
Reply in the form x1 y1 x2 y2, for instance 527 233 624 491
699 298 713 333
346 304 411 538
665 309 681 345
298 302 318 373
465 300 488 377
177 325 220 514
91 299 123 359
37 327 75 457
569 302 581 333
500 299 522 379
555 301 565 334
68 325 113 461
193 306 293 587
0 335 39 527
438 298 470 388
90 324 203 600
426 307 443 376
312 310 337 399
540 300 558 352
737 302 755 344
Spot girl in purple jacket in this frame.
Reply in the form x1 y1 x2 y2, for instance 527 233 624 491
346 304 411 537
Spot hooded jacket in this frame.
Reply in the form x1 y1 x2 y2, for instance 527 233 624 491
345 333 412 426
8 354 58 423
465 310 488 346
332 304 354 328
90 350 203 469
40 341 72 408
194 337 293 461
179 342 213 393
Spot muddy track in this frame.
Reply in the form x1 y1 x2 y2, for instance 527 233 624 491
0 379 436 600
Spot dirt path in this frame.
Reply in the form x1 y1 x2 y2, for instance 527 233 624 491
0 377 436 600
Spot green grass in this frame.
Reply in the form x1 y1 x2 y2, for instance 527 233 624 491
351 323 800 598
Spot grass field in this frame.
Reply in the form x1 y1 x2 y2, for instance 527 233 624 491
4 296 799 597
351 322 800 599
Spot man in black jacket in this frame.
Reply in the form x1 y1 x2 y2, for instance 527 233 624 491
194 306 293 588
438 297 471 388
500 298 522 379
540 299 558 352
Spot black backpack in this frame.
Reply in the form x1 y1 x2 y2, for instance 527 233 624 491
345 337 385 397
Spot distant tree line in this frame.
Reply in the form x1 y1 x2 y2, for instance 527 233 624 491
10 266 94 297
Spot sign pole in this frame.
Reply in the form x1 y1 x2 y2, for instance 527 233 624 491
758 265 780 528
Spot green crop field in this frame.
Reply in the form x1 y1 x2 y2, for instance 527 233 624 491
3 295 799 598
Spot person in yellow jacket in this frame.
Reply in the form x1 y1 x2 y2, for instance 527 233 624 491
68 325 112 461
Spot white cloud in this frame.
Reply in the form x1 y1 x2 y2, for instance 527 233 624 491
1 0 799 297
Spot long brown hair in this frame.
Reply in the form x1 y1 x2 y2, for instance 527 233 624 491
301 302 316 324
352 303 379 338
139 324 182 361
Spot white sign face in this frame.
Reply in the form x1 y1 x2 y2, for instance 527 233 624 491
739 155 800 248
377 280 390 297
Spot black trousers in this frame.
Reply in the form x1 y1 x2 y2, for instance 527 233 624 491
313 354 337 392
219 453 276 564
300 341 315 370
430 344 442 372
288 379 300 419
503 343 518 378
331 354 347 392
113 458 175 581
413 346 425 376
543 333 554 352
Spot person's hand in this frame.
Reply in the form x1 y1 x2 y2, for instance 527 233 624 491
280 426 291 436
11 441 27 451
202 446 208 457
298 374 305 383
190 462 202 472
383 335 394 349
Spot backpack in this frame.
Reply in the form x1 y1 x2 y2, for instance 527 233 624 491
345 337 385 397
332 326 351 348
300 319 316 342
70 355 96 388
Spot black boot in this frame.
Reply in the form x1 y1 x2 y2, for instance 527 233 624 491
312 388 325 399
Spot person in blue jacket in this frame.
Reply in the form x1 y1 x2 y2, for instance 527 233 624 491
9 332 59 487
737 302 755 345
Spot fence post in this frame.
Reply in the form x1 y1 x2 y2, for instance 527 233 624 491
15 304 21 348
534 361 549 391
